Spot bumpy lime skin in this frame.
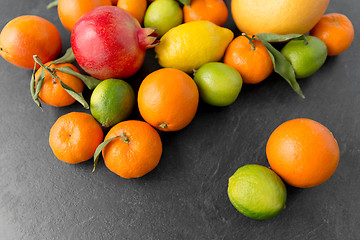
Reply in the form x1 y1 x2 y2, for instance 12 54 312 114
90 79 135 127
194 62 243 107
228 164 287 220
281 36 327 79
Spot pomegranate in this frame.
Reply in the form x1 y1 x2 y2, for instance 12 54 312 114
71 6 158 80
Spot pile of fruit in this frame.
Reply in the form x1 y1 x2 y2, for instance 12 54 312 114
0 0 354 220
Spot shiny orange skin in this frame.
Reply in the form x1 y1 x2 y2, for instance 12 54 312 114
117 0 147 24
224 36 273 84
103 120 162 179
310 13 354 56
49 112 104 164
266 118 340 188
0 15 62 69
57 0 112 32
35 62 85 107
183 0 228 26
138 68 199 131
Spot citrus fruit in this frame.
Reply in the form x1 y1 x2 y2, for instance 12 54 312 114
224 35 273 84
266 118 340 188
183 0 228 26
281 36 327 79
193 62 242 107
103 120 162 178
231 0 329 35
117 0 147 24
90 78 136 127
0 15 62 69
35 62 85 107
228 164 287 220
155 21 233 73
57 0 112 32
138 68 199 131
144 0 183 37
49 112 104 164
310 13 355 56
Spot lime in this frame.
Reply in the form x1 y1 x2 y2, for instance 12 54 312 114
228 164 287 220
144 0 183 37
90 79 135 127
281 36 327 78
193 62 242 107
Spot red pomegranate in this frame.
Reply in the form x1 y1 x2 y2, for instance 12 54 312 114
71 6 158 80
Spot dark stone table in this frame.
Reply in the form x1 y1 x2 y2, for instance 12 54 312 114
1 0 359 239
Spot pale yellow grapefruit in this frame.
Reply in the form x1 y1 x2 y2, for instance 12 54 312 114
231 0 330 35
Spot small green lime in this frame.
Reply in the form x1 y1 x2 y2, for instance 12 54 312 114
144 0 183 37
90 79 135 127
281 36 327 79
228 164 287 220
193 62 242 107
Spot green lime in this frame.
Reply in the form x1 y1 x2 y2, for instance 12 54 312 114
144 0 183 37
193 62 242 107
228 164 287 220
90 79 135 127
281 36 327 79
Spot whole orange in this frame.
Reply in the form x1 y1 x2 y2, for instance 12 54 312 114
103 120 162 179
266 118 340 188
57 0 112 32
35 62 85 107
117 0 147 24
183 0 228 26
224 35 273 84
310 13 354 56
0 15 62 69
49 112 104 164
138 68 199 131
231 0 329 35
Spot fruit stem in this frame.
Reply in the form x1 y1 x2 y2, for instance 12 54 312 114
47 0 59 9
120 133 130 143
159 123 168 129
242 33 255 51
33 55 59 83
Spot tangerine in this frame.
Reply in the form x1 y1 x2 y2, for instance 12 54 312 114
266 118 340 188
224 35 273 84
310 13 354 56
117 0 147 24
183 0 228 26
0 15 62 69
35 62 85 107
102 120 162 179
57 0 112 32
49 112 104 164
138 68 199 131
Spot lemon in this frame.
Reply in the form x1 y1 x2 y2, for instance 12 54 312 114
155 21 234 73
228 164 287 220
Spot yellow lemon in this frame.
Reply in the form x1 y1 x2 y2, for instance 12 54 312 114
231 0 329 35
155 20 233 73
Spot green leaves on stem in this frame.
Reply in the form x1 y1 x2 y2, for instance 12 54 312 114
47 0 59 9
255 33 306 99
178 0 191 7
56 66 101 90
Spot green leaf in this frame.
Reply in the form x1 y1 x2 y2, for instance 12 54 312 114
30 63 43 110
256 33 305 43
257 36 305 98
32 68 46 109
58 80 89 109
55 66 102 90
178 0 191 7
47 0 59 9
50 48 76 65
93 136 121 172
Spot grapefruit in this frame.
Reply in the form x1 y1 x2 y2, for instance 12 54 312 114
231 0 329 35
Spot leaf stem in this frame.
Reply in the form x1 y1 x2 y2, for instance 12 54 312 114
47 0 59 9
242 33 255 51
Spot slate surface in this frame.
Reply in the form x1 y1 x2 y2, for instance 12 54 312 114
0 0 359 239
